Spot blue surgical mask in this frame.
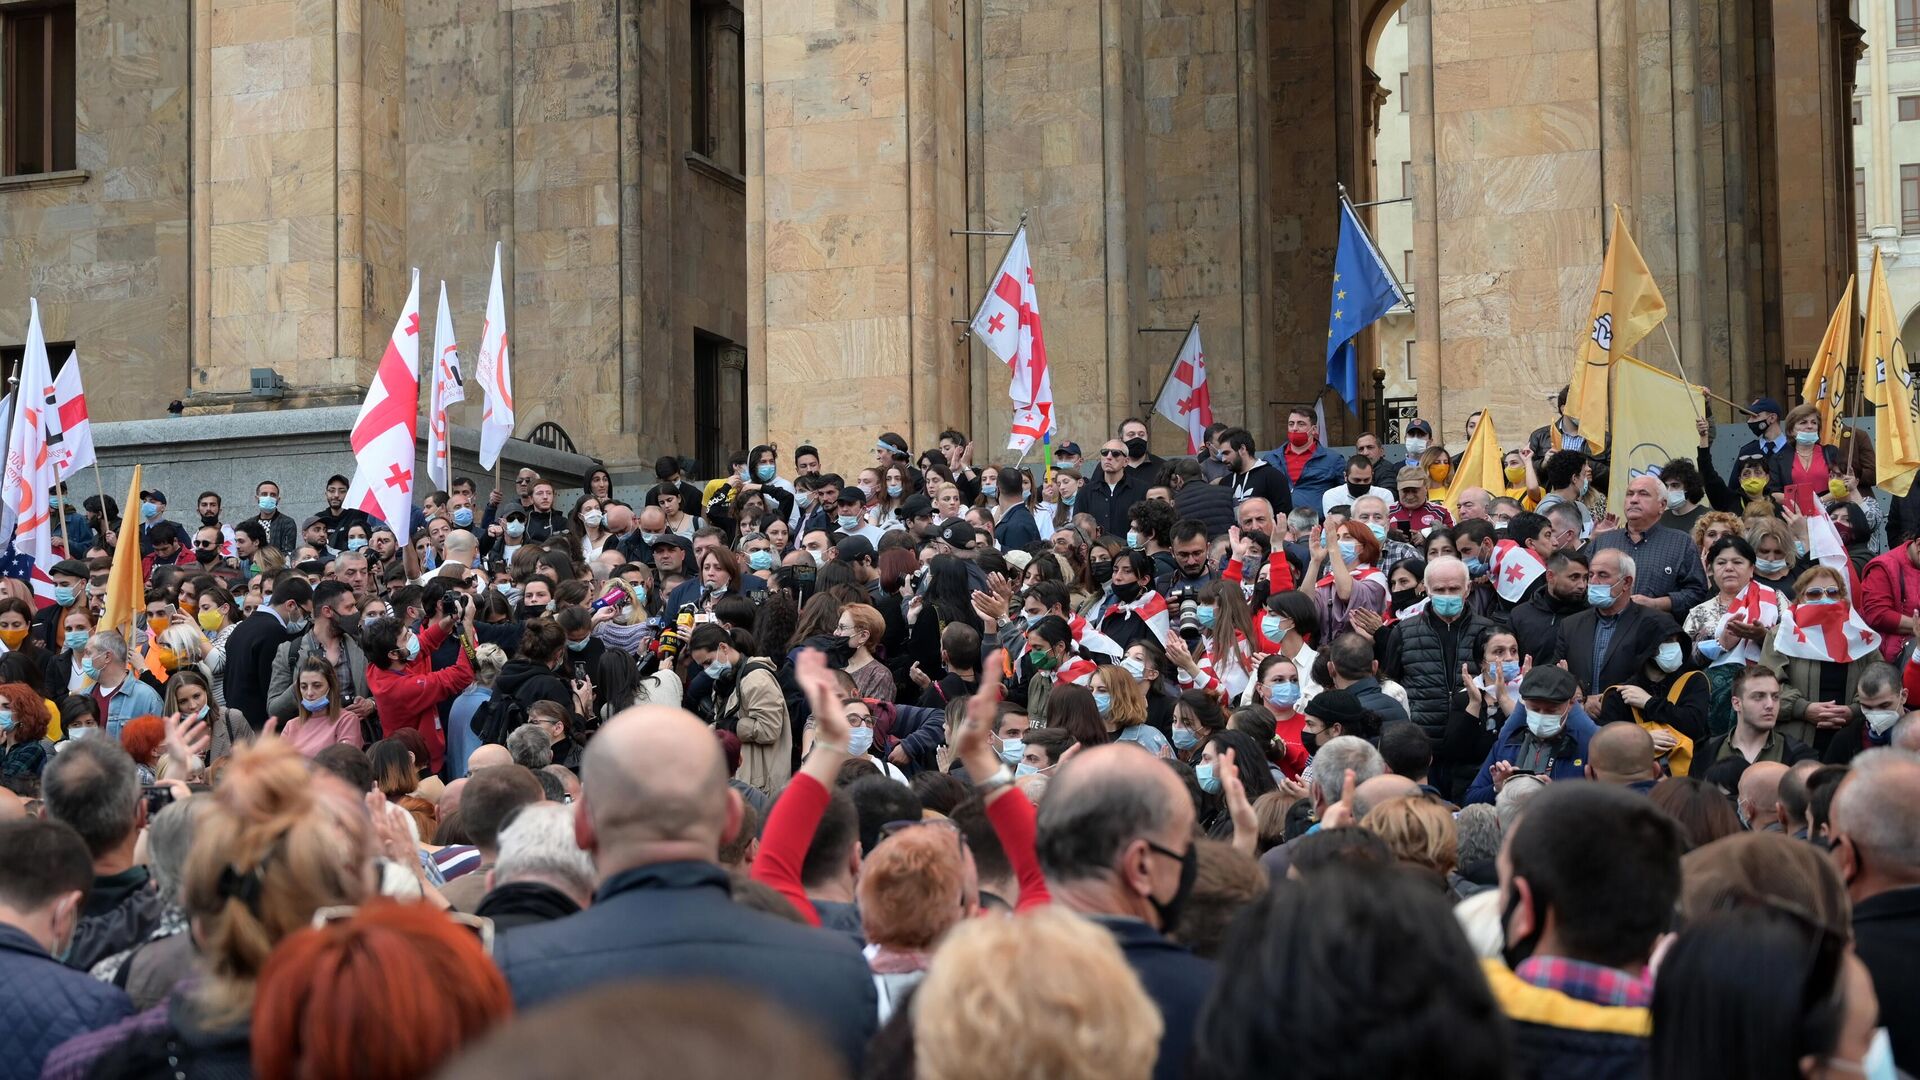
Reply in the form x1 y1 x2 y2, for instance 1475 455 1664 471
258 495 278 512
1525 708 1566 740
837 514 861 531
1655 642 1684 672
1119 656 1147 680
567 637 591 652
1195 605 1216 628
347 537 368 551
53 586 75 607
631 586 647 605
1429 594 1465 618
1195 761 1222 794
1495 660 1521 682
705 658 734 680
1337 540 1359 562
1367 522 1387 543
1268 681 1301 708
981 482 998 498
495 582 515 597
1126 530 1144 550
1172 726 1199 750
80 657 97 679
452 507 474 527
193 706 210 722
1698 639 1726 661
748 550 775 572
1016 761 1042 777
1756 557 1788 574
1260 614 1287 640
1092 691 1113 714
304 696 329 712
1801 596 1841 606
141 502 159 521
1587 582 1615 607
1464 557 1487 578
998 737 1024 765
64 630 89 651
1795 430 1819 446
506 522 526 539
755 464 777 483
0 710 13 731
404 636 420 661
68 726 91 740
886 484 903 498
846 726 874 755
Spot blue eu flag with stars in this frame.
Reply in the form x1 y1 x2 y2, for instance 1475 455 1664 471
1325 199 1408 412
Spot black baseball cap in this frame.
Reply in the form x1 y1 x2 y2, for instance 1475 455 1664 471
140 489 167 505
939 519 979 549
834 535 876 564
650 533 693 558
900 494 934 521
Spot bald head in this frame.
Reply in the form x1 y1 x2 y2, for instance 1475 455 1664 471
1831 749 1920 895
1455 487 1494 520
469 743 512 772
443 529 479 563
1588 723 1660 784
578 705 735 870
439 777 468 821
1353 774 1421 820
1036 744 1193 883
1737 761 1788 825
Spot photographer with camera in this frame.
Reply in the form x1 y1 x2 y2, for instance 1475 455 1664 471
263 580 370 732
363 589 475 774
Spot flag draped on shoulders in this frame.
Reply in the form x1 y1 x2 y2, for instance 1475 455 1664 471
1490 538 1545 604
1710 580 1779 667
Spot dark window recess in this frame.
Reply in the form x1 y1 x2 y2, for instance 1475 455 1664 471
2 2 75 176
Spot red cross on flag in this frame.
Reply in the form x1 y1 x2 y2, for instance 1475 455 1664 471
48 354 94 482
969 226 1053 453
2 299 60 600
427 280 466 493
1490 538 1545 604
346 270 422 533
1152 321 1212 453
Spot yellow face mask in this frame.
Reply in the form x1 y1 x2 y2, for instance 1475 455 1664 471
1503 464 1527 486
152 647 180 672
1427 463 1451 485
198 610 226 634
1740 476 1767 496
0 627 27 649
1828 478 1849 500
148 615 170 635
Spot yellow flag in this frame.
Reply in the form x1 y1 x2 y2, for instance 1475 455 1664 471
101 465 143 644
1562 206 1669 454
1445 412 1504 515
1864 248 1920 497
1605 357 1703 520
1802 275 1856 447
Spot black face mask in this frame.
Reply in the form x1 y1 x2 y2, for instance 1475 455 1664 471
1348 482 1372 498
1748 418 1770 437
516 604 546 621
200 514 221 527
195 549 219 565
333 612 362 637
1125 437 1150 460
1299 726 1320 756
1501 886 1544 970
1090 561 1114 585
1112 581 1142 603
1390 587 1420 611
1146 839 1198 936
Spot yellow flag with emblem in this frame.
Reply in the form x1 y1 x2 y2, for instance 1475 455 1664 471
1801 275 1856 447
1605 357 1703 521
1562 206 1668 455
100 465 143 643
1445 411 1504 515
1865 247 1920 497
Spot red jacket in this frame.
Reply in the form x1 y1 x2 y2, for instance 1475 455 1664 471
365 621 472 772
1859 545 1920 662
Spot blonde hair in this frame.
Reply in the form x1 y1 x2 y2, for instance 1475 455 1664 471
158 622 210 666
1690 511 1743 552
1366 795 1459 877
841 602 885 646
1096 664 1148 730
1792 562 1848 600
1744 515 1795 559
914 908 1161 1080
180 741 376 1026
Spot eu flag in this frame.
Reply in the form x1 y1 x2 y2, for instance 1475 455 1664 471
1325 199 1408 411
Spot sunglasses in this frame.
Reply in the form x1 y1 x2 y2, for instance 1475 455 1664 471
1100 449 1127 458
1800 587 1845 602
193 541 217 550
311 905 495 955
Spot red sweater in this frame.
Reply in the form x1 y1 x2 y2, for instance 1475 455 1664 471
753 772 1051 926
364 621 472 772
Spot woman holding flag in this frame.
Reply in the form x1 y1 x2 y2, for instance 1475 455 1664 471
1761 560 1881 753
1682 537 1780 737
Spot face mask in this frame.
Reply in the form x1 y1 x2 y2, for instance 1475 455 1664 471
193 609 225 635
192 547 219 566
1864 708 1901 736
809 548 826 567
1195 762 1222 794
1403 436 1428 455
630 585 647 605
704 658 734 680
1195 605 1216 629
564 637 592 654
0 710 11 731
841 725 874 756
304 696 330 712
1269 681 1301 708
286 614 310 636
1698 639 1726 661
1015 762 1043 778
65 630 90 651
1026 648 1059 672
1464 556 1487 578
1801 596 1841 607
404 636 420 661
981 481 998 498
1427 463 1450 485
1832 1027 1896 1080
755 464 776 483
885 484 903 498
1829 477 1850 501
506 522 526 539
998 737 1024 765
746 550 775 572
1429 594 1465 618
1337 540 1359 562
1112 582 1142 603
1125 437 1149 460
1148 840 1198 935
1091 561 1114 585
1748 418 1770 436
1120 656 1147 680
1664 488 1686 510
1504 464 1527 485
1587 582 1615 608
0 627 25 650
53 586 75 607
258 495 278 512
1493 660 1520 683
1655 642 1684 673
1577 478 1591 497
1126 530 1144 550
1300 726 1322 755
1171 726 1199 750
69 725 91 740
1755 557 1788 575
640 531 662 546
837 514 861 531
1525 708 1566 740
1347 481 1372 498
1367 522 1387 543
1501 887 1544 970
1260 614 1287 640
80 657 98 679
1391 587 1420 611
141 502 159 521
1795 430 1819 446
582 511 604 529
1741 476 1767 496
191 705 209 723
452 507 474 528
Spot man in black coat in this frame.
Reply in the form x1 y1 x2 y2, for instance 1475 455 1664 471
1554 548 1677 715
1509 550 1591 666
1035 743 1214 1080
1168 457 1234 540
1830 750 1920 1073
221 577 312 730
1080 439 1150 539
495 705 877 1069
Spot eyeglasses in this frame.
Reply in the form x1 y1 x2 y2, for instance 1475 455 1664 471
1099 449 1127 458
1800 587 1845 601
311 905 496 955
193 540 218 549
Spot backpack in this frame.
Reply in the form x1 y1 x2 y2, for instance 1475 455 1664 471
472 692 529 747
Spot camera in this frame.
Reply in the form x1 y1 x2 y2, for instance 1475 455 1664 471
439 591 469 618
142 784 174 817
1171 592 1202 642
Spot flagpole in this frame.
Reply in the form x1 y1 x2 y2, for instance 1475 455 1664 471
957 209 1031 345
1655 322 1704 423
1336 183 1412 310
1147 314 1203 416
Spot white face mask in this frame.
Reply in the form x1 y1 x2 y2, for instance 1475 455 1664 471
1654 642 1684 673
1525 708 1566 740
1664 488 1686 509
1403 436 1428 454
1864 708 1902 736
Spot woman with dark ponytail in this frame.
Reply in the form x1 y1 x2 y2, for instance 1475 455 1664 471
688 623 791 795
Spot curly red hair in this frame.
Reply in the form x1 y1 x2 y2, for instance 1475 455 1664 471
118 713 166 765
0 682 48 742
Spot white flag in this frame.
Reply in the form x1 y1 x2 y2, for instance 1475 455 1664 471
969 226 1053 452
49 352 94 480
344 272 423 534
428 281 466 493
1151 322 1213 454
474 242 514 469
2 300 60 598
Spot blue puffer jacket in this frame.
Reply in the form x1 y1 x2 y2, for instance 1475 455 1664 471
1482 959 1650 1080
0 923 135 1080
1462 703 1599 805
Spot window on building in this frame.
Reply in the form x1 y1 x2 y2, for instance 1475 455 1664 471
2 2 76 177
1903 0 1920 47
1903 97 1920 122
0 339 73 374
1404 249 1414 280
1859 168 1869 238
1401 160 1413 198
1903 164 1920 234
1399 72 1409 113
690 0 744 172
1854 99 1864 125
1404 340 1416 382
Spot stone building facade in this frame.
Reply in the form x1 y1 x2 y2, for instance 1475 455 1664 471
748 0 1865 466
0 0 747 482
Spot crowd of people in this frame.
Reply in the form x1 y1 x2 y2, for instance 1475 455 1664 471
1 393 1918 1079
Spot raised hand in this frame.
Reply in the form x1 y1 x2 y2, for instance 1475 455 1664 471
1320 768 1359 828
1219 747 1257 856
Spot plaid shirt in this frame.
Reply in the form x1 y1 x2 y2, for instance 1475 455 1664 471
1589 524 1710 616
1514 955 1652 1008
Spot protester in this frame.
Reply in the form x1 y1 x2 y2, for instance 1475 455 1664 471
1829 748 1920 1070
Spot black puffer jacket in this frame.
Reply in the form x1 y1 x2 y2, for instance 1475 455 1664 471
493 658 576 723
1173 480 1236 540
67 867 166 975
1383 610 1492 740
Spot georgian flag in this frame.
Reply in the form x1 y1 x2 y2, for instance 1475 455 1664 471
1774 599 1880 664
969 226 1053 453
48 355 94 480
1055 657 1100 687
1067 614 1123 661
1491 538 1545 603
1124 590 1173 647
344 272 422 532
1710 580 1779 667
